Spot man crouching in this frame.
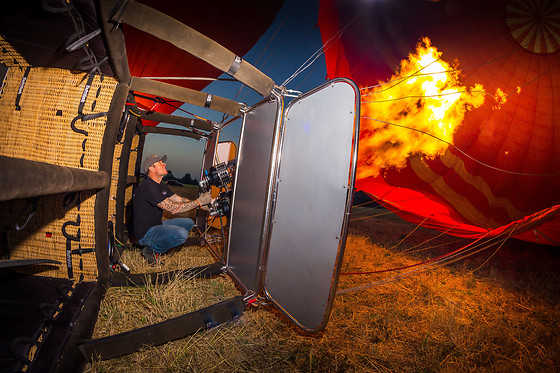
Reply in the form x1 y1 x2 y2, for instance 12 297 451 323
133 154 211 263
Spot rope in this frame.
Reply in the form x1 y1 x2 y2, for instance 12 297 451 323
400 237 468 257
533 228 560 246
394 228 465 257
337 230 505 294
362 206 550 286
254 3 292 68
350 209 394 222
341 216 460 276
361 89 493 104
472 222 518 272
281 0 372 87
358 47 523 93
360 116 560 177
350 202 470 259
360 55 444 95
388 215 431 251
220 1 299 108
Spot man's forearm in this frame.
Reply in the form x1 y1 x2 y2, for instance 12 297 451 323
169 194 190 204
159 198 200 214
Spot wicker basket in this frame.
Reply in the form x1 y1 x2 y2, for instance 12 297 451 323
0 61 119 280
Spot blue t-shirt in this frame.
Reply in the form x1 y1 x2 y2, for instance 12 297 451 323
133 177 173 240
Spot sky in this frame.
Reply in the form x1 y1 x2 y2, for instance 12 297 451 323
142 0 328 180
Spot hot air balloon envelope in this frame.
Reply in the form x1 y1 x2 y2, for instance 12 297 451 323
319 0 560 245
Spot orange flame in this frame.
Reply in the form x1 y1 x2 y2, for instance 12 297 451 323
494 88 507 109
358 37 487 180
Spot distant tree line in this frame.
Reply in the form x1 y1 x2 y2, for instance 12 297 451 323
162 170 199 186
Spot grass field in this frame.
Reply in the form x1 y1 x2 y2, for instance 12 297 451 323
86 204 560 372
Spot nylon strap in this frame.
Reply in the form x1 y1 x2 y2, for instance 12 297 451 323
79 73 96 115
79 296 245 361
65 240 73 279
15 67 31 111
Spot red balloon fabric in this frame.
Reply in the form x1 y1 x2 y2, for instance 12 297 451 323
319 0 560 245
124 0 283 125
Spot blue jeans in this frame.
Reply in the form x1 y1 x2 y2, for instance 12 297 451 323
138 218 194 254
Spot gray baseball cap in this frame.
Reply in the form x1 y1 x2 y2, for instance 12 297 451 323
143 154 167 173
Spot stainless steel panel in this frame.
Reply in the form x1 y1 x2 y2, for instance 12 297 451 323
227 96 282 292
264 79 360 331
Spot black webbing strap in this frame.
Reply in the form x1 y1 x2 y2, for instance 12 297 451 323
14 67 31 111
110 262 225 287
78 295 246 361
79 73 96 116
66 29 102 53
62 216 81 279
71 73 96 137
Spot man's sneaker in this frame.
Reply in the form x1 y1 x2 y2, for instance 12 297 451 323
142 246 158 264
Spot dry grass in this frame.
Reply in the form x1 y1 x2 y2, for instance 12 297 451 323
86 207 560 372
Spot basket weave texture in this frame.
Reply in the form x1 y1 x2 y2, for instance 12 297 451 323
0 45 119 280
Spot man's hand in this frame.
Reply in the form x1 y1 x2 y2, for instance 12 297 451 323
197 191 212 206
201 199 214 212
158 192 212 214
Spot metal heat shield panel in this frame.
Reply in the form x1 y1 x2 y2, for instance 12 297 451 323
264 79 360 332
226 96 282 293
